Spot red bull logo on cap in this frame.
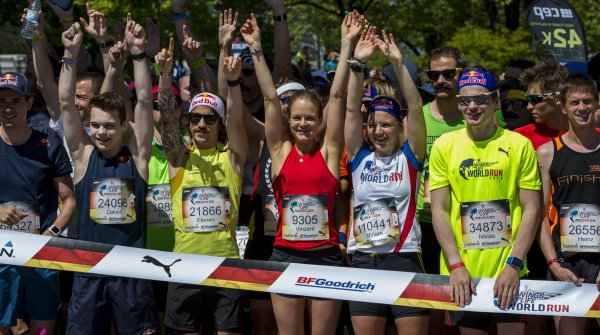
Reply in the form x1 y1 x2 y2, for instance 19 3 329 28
1 74 16 80
458 69 496 92
0 74 18 86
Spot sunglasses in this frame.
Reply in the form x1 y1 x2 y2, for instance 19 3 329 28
524 92 558 105
426 68 463 81
188 113 219 125
241 68 255 77
457 91 498 106
502 99 526 110
280 95 291 105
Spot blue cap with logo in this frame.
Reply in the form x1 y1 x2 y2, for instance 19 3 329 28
0 72 30 96
457 69 496 92
367 96 403 120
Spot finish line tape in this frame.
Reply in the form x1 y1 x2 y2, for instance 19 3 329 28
1 231 599 318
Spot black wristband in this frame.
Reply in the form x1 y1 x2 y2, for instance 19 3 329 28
273 13 287 21
98 38 114 49
131 51 147 60
227 79 241 87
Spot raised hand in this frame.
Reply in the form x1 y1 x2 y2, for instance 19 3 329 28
61 22 83 57
155 37 175 75
108 40 129 68
124 13 146 55
342 10 364 44
145 18 161 57
223 56 242 81
182 25 203 60
240 13 261 47
376 30 403 63
218 8 238 47
79 2 108 42
353 25 378 63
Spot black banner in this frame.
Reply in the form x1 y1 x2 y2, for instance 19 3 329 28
527 0 587 65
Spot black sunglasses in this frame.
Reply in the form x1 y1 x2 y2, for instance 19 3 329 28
524 92 558 105
189 113 219 125
241 68 255 77
426 68 463 81
457 91 498 106
280 95 291 105
502 99 526 110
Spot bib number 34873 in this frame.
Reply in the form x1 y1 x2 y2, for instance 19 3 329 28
461 200 511 250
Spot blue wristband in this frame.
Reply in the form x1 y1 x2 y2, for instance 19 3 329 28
338 232 347 246
173 11 188 21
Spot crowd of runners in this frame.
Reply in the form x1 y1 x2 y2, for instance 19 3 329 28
1 1 600 335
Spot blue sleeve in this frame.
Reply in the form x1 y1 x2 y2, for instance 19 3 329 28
349 140 372 173
402 141 424 171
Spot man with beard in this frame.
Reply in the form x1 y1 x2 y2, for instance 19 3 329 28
416 46 467 335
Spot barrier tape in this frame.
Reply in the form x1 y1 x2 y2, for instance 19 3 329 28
1 231 599 318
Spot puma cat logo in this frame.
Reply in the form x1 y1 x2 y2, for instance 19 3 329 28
142 255 181 277
498 147 510 158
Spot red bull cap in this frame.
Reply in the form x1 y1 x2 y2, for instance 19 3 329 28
189 93 225 120
0 72 30 97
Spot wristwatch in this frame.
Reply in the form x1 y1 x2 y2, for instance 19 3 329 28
48 225 62 237
506 256 524 271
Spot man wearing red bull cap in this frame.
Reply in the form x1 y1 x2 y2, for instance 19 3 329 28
429 68 541 334
0 71 76 334
159 50 248 333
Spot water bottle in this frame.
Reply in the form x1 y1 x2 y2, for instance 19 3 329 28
21 0 42 40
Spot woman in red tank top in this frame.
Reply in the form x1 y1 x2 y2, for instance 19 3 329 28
241 11 359 335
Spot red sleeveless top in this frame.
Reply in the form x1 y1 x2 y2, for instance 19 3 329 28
273 144 339 249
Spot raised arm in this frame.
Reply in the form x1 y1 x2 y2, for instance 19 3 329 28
322 11 361 167
79 2 110 72
217 9 238 99
58 23 90 162
266 0 293 81
27 9 60 121
241 14 284 156
157 38 184 167
182 25 216 93
100 41 128 94
345 26 377 160
123 14 153 172
223 56 249 177
377 30 425 160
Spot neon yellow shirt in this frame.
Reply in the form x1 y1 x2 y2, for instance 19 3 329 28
171 144 241 257
146 137 175 251
429 127 540 278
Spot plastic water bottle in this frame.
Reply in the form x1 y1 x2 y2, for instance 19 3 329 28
21 0 41 40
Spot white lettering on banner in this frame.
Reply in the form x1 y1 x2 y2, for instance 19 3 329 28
1 231 600 318
533 6 573 20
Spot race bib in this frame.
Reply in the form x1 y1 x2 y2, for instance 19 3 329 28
0 201 41 234
236 225 249 258
146 184 173 228
559 204 600 253
461 200 511 250
353 198 399 248
281 194 329 241
263 194 278 236
90 178 136 224
182 186 230 232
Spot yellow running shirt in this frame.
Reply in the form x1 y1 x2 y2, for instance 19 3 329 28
429 127 540 278
171 144 241 258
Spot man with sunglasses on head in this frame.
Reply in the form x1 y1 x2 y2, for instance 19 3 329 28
429 68 541 335
515 62 570 150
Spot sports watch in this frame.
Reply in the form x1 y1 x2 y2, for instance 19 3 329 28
48 225 62 237
506 256 524 271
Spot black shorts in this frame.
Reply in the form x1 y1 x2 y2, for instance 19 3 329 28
151 280 169 312
349 252 429 319
164 283 243 333
420 221 441 275
270 246 343 299
547 255 600 284
447 310 524 331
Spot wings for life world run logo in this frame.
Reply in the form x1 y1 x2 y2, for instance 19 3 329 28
494 285 569 313
458 158 503 180
296 277 376 293
359 161 402 184
569 208 599 223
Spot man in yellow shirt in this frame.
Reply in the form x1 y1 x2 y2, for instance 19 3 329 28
429 68 541 335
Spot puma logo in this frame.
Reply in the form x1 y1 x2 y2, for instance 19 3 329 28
498 147 510 158
141 255 181 277
388 234 399 240
501 237 510 244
